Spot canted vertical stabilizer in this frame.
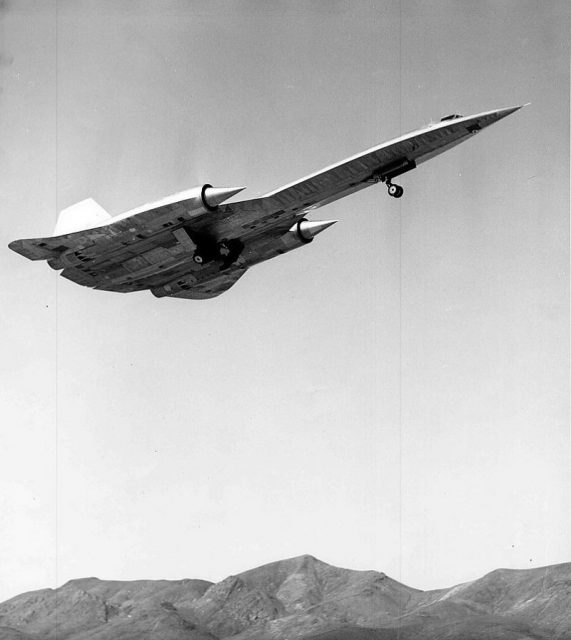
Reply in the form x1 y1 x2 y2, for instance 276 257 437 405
53 198 111 236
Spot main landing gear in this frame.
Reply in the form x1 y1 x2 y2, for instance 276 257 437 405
192 238 244 269
387 181 404 198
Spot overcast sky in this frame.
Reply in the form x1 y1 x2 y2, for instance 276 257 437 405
0 0 569 603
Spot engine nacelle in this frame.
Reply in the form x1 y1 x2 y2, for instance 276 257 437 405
200 185 245 211
279 218 338 252
122 184 245 219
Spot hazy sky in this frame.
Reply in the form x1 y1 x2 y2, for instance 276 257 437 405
0 1 569 603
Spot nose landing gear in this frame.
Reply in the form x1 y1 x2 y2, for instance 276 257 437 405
387 181 404 198
368 160 412 199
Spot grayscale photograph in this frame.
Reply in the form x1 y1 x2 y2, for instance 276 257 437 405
0 1 569 639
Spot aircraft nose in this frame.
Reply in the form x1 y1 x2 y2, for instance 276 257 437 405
465 104 527 133
491 104 528 119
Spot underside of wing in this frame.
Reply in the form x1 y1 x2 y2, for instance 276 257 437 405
9 236 76 261
8 190 214 264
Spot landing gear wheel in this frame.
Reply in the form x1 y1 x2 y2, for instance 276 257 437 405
193 253 204 264
387 183 404 198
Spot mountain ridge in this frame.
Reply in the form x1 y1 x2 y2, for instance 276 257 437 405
0 555 569 640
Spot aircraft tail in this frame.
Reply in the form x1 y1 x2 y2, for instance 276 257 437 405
53 198 112 236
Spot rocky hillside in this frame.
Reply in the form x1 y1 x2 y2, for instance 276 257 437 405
0 556 569 640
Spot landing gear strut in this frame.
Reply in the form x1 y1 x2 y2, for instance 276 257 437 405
387 181 404 198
